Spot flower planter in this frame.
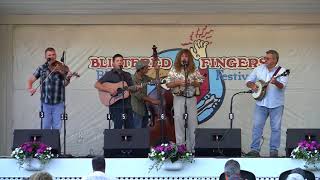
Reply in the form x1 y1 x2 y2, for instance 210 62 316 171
11 141 54 170
22 158 44 171
303 161 320 171
148 143 194 172
290 139 320 171
162 160 183 171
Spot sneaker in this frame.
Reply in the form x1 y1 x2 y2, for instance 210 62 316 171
270 150 278 157
245 150 260 157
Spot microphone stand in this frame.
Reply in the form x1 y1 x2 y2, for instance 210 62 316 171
119 67 127 129
61 51 68 156
214 89 252 156
229 90 252 129
183 63 189 142
39 62 49 129
40 96 44 129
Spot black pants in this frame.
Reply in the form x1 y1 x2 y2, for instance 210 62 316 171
110 106 134 129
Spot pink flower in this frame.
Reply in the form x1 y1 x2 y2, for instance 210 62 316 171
37 149 44 154
298 140 320 151
164 146 173 152
178 144 187 153
27 147 33 153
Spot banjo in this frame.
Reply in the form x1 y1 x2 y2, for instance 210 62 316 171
252 69 290 101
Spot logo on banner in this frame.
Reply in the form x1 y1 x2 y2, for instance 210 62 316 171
88 25 265 124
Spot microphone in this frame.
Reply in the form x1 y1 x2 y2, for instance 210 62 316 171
182 60 188 67
60 51 65 63
182 61 188 72
47 58 52 62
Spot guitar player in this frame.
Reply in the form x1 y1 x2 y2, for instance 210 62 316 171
95 54 139 129
245 50 289 157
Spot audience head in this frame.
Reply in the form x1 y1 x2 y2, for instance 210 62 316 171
29 171 53 180
286 168 306 180
92 156 106 172
291 168 305 177
224 159 241 180
286 173 305 180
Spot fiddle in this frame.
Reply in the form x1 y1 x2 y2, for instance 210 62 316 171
30 60 80 96
49 61 80 78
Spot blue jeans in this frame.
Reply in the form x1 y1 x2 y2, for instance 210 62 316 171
132 112 149 128
42 102 64 129
251 105 284 152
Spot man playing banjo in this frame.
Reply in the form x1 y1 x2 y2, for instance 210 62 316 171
245 50 289 157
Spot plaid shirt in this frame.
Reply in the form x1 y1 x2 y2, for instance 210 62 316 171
33 62 65 105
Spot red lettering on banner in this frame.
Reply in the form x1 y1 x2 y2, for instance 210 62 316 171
238 58 248 68
100 57 108 68
88 56 113 69
248 58 259 68
89 56 173 70
123 58 130 68
89 57 100 68
216 58 226 68
226 58 237 68
199 58 210 69
89 56 264 70
161 58 172 69
198 56 264 69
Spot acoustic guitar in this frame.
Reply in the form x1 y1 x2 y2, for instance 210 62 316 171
98 79 165 106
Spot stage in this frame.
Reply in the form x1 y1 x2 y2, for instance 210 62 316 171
0 158 319 179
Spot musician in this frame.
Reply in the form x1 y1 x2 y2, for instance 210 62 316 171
131 60 160 128
166 49 203 152
95 54 136 129
27 47 72 129
246 50 288 157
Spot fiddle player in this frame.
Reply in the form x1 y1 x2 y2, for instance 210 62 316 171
166 49 203 152
27 47 72 129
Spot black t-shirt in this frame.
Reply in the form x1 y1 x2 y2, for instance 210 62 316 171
98 69 133 109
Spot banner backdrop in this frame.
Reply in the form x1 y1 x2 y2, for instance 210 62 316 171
13 25 320 156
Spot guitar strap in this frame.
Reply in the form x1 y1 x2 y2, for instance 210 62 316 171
272 66 282 77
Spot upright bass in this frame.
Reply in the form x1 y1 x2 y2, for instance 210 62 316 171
148 45 175 146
